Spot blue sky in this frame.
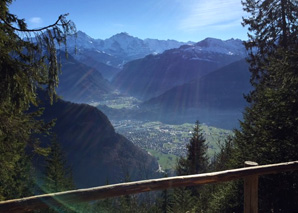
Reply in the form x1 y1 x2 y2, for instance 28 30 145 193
10 0 248 42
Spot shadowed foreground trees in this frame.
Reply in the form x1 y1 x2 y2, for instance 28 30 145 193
0 0 75 200
206 0 298 212
44 136 74 194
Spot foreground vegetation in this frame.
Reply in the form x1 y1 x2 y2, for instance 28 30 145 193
0 0 76 202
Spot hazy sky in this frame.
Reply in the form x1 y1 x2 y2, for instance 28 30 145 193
10 0 248 42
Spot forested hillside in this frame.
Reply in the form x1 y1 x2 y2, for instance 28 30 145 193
39 95 159 188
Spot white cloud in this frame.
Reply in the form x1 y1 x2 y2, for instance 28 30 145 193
29 17 43 27
179 0 244 31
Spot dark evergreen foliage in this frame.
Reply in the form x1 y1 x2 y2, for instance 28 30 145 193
42 136 75 212
206 0 298 212
170 187 197 213
241 0 298 87
176 121 209 176
43 136 74 193
233 46 298 212
0 0 75 200
236 0 298 211
172 121 209 211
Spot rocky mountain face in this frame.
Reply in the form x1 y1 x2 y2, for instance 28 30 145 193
112 38 247 101
39 96 159 188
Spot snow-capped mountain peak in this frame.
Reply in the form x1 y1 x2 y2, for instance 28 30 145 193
191 37 247 56
62 30 246 70
66 30 100 50
76 30 94 40
110 32 131 38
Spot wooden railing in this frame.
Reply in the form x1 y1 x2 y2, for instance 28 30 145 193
1 161 298 213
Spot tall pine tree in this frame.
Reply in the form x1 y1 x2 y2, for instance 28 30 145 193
241 0 298 87
43 137 75 212
0 1 75 200
207 0 298 212
43 137 74 194
176 121 208 176
174 121 208 212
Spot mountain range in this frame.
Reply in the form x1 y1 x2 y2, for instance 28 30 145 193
112 38 247 100
55 31 251 129
63 31 191 80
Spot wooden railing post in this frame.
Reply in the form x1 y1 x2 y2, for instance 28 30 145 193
244 161 259 213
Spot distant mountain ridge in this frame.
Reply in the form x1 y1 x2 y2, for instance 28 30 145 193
141 59 252 129
183 38 246 57
144 59 251 110
112 38 247 100
65 31 190 69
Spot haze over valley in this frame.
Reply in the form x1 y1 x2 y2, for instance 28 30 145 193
52 30 251 178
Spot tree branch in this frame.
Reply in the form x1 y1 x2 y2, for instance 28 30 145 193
0 14 68 32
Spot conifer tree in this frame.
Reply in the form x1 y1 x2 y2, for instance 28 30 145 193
43 136 74 212
176 121 208 176
208 0 298 211
173 121 208 211
170 187 196 213
0 147 34 200
44 136 74 193
0 1 75 200
160 188 172 213
241 0 298 86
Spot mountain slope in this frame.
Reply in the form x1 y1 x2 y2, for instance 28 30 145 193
72 49 122 80
141 59 252 129
112 38 247 100
144 59 251 109
56 53 113 103
40 97 159 188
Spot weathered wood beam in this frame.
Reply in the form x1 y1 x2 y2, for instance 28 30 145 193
244 161 259 213
1 161 298 212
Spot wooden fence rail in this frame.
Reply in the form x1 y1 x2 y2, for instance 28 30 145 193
1 161 298 212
